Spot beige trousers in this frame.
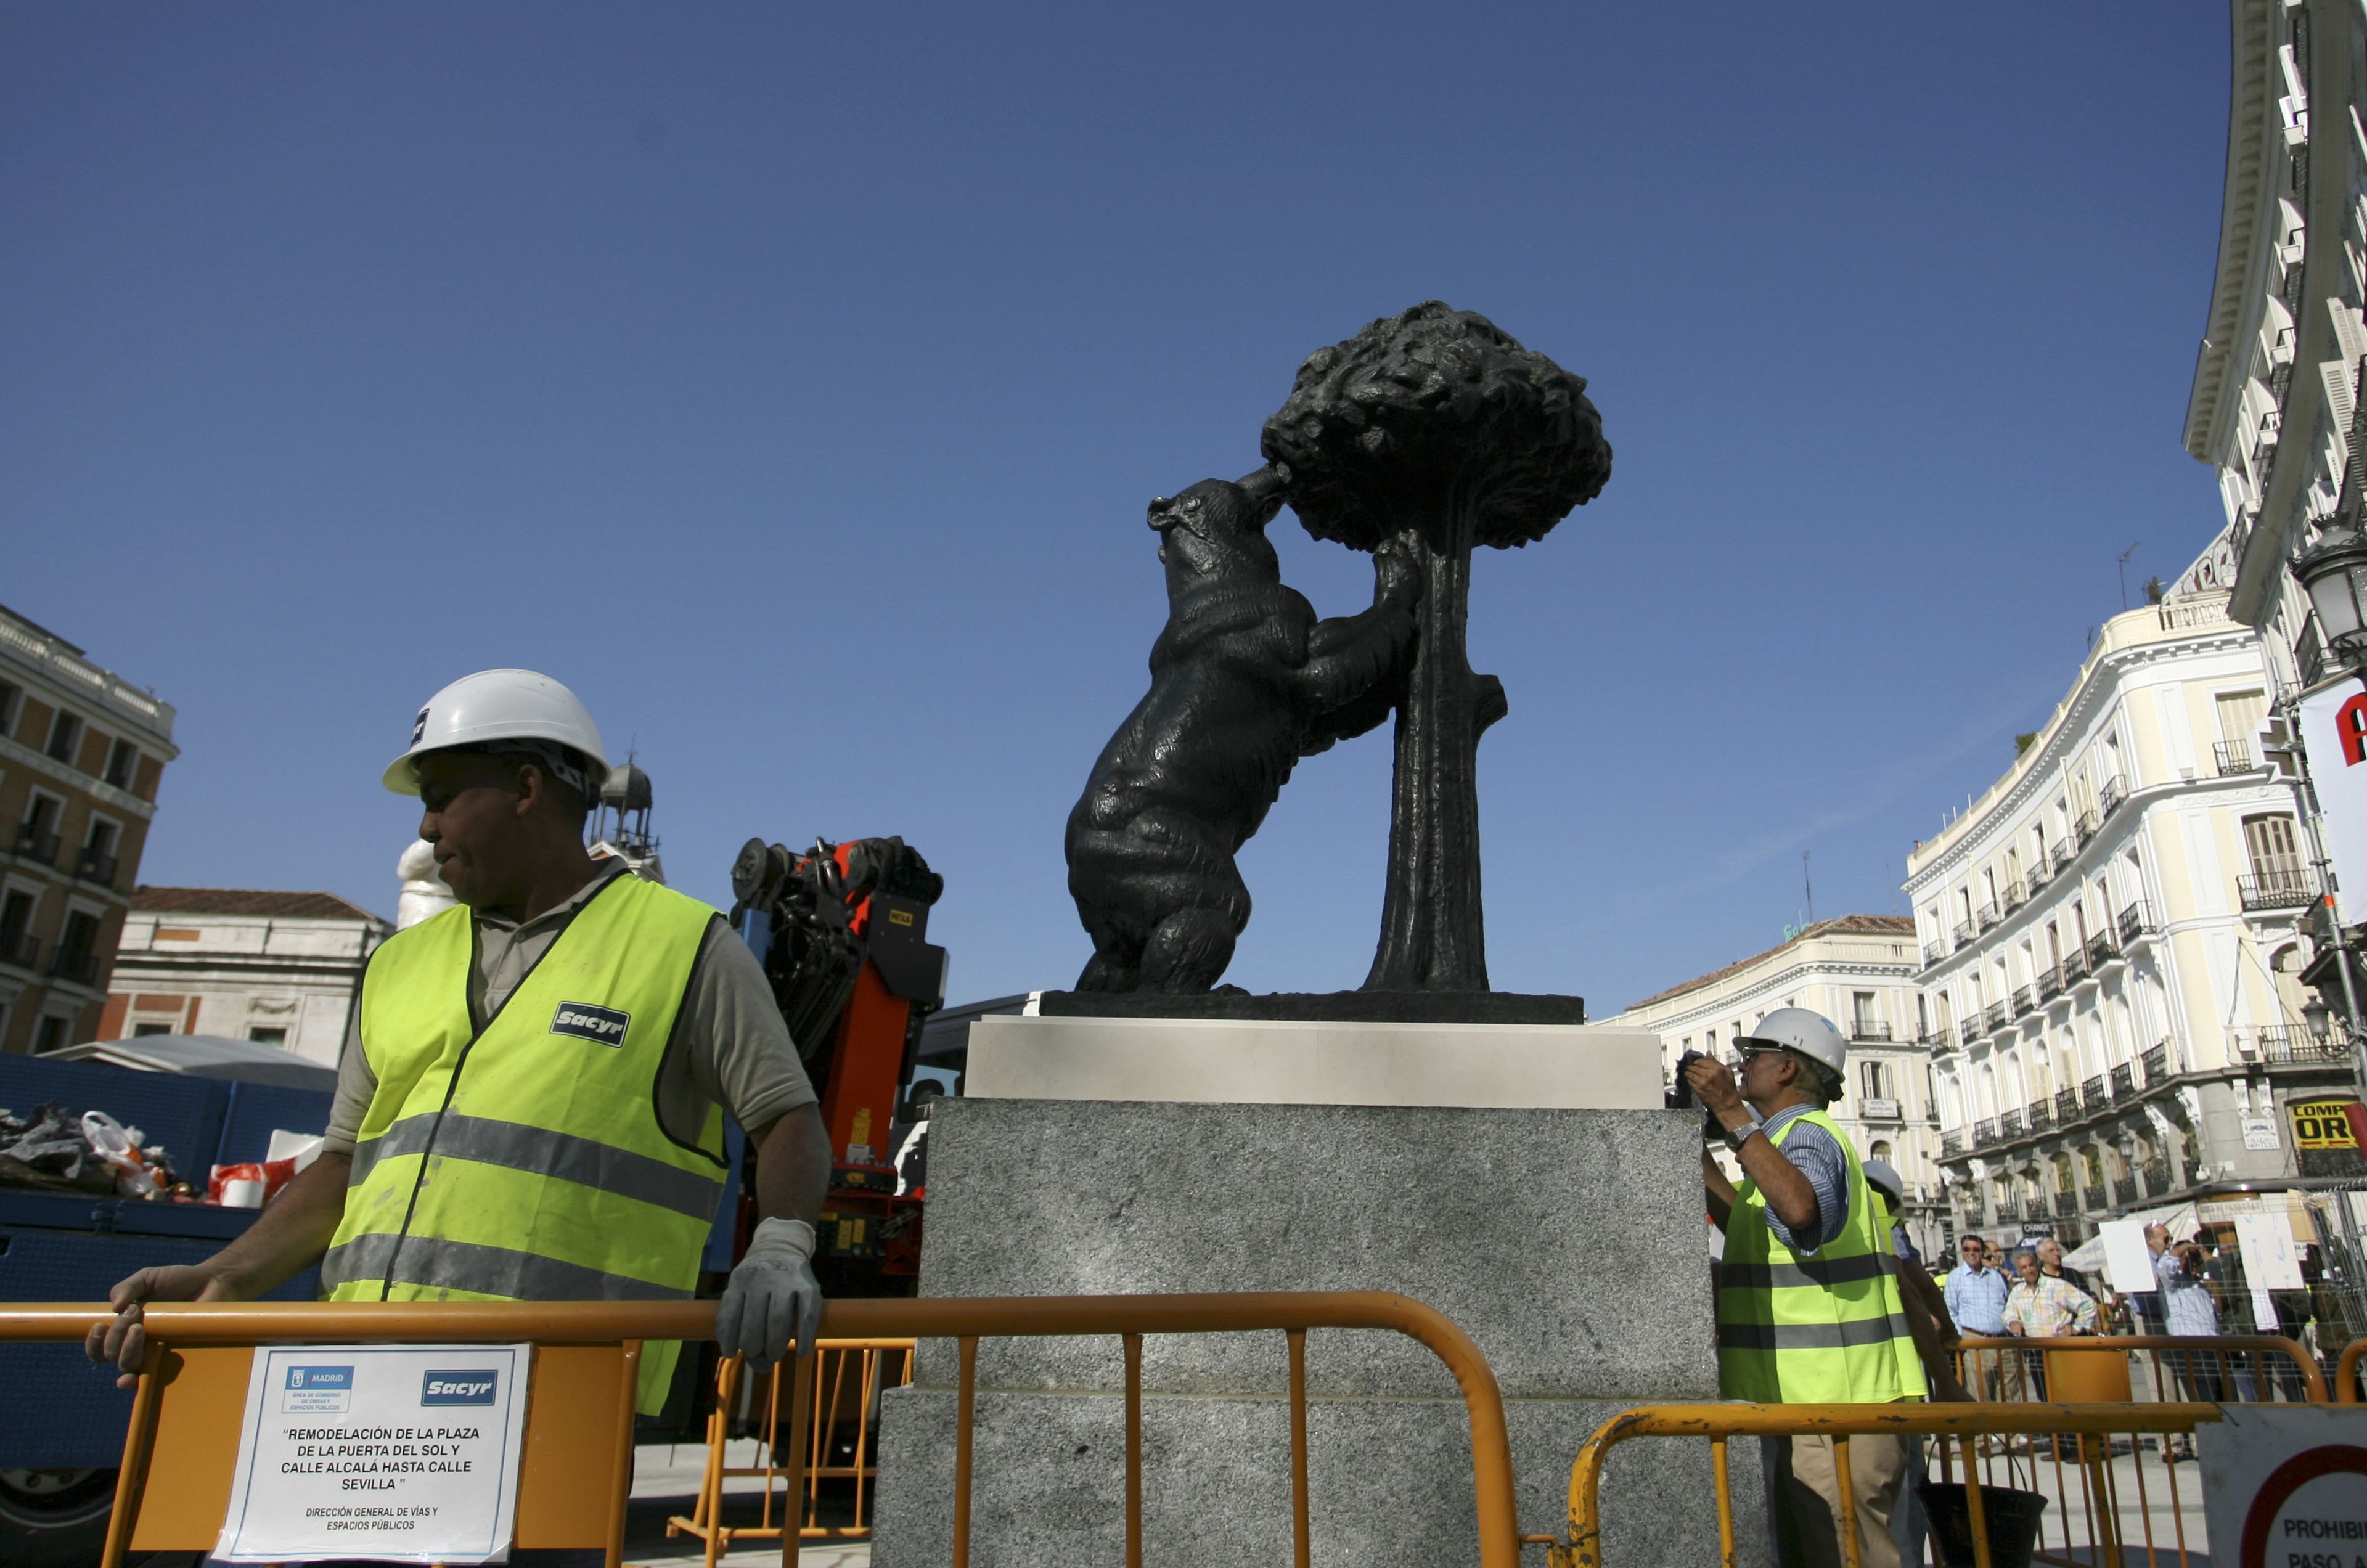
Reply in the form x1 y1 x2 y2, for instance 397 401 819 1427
1778 1432 1910 1568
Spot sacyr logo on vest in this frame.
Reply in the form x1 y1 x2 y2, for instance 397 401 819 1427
549 1000 630 1047
422 1370 500 1405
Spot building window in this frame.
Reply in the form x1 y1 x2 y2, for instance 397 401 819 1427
0 681 18 737
132 1022 172 1037
45 709 81 765
104 739 137 790
2243 814 2304 878
248 1027 288 1047
33 1014 69 1053
0 889 33 967
1861 1060 1893 1100
1868 1139 1893 1163
1852 992 1879 1036
17 794 63 862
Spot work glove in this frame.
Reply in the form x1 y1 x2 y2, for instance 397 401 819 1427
716 1217 823 1372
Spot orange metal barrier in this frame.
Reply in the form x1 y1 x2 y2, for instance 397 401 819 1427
1547 1401 2224 1568
2338 1337 2367 1402
1 1289 1519 1568
1954 1332 2329 1405
668 1338 916 1562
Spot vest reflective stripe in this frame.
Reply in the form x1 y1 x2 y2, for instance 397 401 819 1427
324 1233 697 1302
1717 1313 1919 1352
1718 1106 1923 1405
1720 1253 1898 1290
325 873 727 1414
350 1111 727 1222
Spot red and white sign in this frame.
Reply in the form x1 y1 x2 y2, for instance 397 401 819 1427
2302 687 2367 907
2199 1407 2367 1568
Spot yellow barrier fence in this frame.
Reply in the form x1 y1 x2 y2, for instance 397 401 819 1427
1547 1400 2225 1568
0 1289 1520 1568
1955 1331 2328 1408
667 1337 916 1563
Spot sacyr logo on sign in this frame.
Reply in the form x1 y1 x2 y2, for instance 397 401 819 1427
549 1000 629 1047
422 1370 500 1405
287 1365 353 1390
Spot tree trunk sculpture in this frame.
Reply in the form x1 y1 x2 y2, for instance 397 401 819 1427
1262 303 1611 991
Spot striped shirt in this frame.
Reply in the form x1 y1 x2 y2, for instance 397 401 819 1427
1751 1104 1851 1255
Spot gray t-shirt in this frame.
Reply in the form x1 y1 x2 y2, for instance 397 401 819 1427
324 864 816 1156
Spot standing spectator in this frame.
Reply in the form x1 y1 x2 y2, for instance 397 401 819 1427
1944 1233 2021 1401
2036 1236 2111 1326
2004 1247 2099 1339
2154 1225 2223 1456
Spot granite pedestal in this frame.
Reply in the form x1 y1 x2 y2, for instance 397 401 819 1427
870 1019 1765 1568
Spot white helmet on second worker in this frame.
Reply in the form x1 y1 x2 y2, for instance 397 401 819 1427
1735 1007 1849 1100
383 669 608 796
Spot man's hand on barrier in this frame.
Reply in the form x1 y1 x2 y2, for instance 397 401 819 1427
716 1217 822 1372
86 1264 234 1390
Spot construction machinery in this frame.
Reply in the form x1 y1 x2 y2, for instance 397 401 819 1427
728 835 947 1294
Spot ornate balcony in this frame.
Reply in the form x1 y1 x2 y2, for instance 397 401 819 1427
1953 919 1975 949
2061 947 2088 984
2082 1074 2107 1107
2085 929 2118 970
12 825 61 866
2011 986 2035 1018
2099 775 2128 817
2003 877 2029 913
2026 1100 2054 1133
2051 843 2074 875
1923 941 1947 968
1973 1117 2000 1148
2083 1184 2107 1212
1930 1024 1958 1052
1977 902 2002 933
1850 1020 1893 1043
2055 1087 2079 1125
75 846 118 887
2239 865 2319 912
2141 1042 2168 1084
2117 902 2156 944
2038 966 2063 1003
1940 1129 1964 1158
2214 740 2258 775
2022 1199 2048 1223
1999 1108 2024 1137
1983 1000 2009 1034
2111 1063 2135 1098
2075 807 2101 847
2141 1159 2173 1196
2113 1174 2139 1205
2238 1026 2352 1066
0 931 37 970
2054 1191 2077 1217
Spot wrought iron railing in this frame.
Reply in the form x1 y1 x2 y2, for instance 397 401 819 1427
0 931 37 970
1982 1000 2009 1034
2241 1025 2352 1065
2215 740 2257 775
2083 1183 2108 1211
1952 919 1974 948
1977 902 2002 932
2053 1191 2078 1217
2141 1042 2168 1084
2141 1159 2173 1196
2114 1174 2139 1204
2085 928 2118 968
1849 1019 1892 1042
1921 940 1946 967
2118 902 2156 942
12 825 60 865
49 947 99 986
2099 775 2129 817
2026 1100 2054 1132
2239 865 2319 910
75 846 117 886
2075 807 2101 847
2038 966 2062 1002
2012 985 2035 1018
1973 1117 1999 1148
1939 1129 1963 1158
2055 1087 2080 1125
2082 1074 2107 1107
2004 876 2029 912
2050 842 2074 874
2111 1063 2135 1098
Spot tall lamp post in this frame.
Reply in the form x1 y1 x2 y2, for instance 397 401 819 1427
2289 524 2367 1100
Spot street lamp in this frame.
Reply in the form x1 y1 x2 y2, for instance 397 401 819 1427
2304 995 2334 1043
2293 522 2367 668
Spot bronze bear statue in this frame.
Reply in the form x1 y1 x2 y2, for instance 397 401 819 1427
1065 464 1421 992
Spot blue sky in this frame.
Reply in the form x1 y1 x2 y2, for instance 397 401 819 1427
3 6 2232 1013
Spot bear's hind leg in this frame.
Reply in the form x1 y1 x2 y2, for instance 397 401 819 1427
1138 905 1238 994
1075 945 1142 992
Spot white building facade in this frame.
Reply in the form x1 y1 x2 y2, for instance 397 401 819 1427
1607 915 1948 1257
103 888 391 1068
1908 565 2360 1249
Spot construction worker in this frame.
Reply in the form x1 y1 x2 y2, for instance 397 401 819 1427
88 669 832 1416
1689 1008 1923 1568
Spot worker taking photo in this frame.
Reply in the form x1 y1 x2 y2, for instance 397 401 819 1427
87 669 833 1413
1690 1008 1924 1568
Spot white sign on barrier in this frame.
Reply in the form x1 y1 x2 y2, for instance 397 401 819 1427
2100 1220 2157 1294
214 1342 530 1564
2199 1407 2367 1568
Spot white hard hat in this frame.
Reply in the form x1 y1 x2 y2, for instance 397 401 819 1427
383 669 608 796
1735 1007 1848 1095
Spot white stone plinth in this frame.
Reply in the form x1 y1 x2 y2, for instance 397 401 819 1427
965 1013 1662 1109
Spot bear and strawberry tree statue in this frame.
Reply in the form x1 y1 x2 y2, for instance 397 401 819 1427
1063 302 1611 1000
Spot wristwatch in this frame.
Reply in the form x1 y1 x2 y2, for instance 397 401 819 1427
1722 1122 1759 1154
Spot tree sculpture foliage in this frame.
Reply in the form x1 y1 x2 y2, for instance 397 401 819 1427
1262 302 1611 990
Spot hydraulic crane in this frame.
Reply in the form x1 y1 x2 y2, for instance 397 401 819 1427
728 835 947 1292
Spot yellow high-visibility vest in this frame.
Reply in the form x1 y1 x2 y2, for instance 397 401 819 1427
323 872 729 1414
1718 1106 1923 1404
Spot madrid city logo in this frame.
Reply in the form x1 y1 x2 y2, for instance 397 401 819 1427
549 1000 630 1047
